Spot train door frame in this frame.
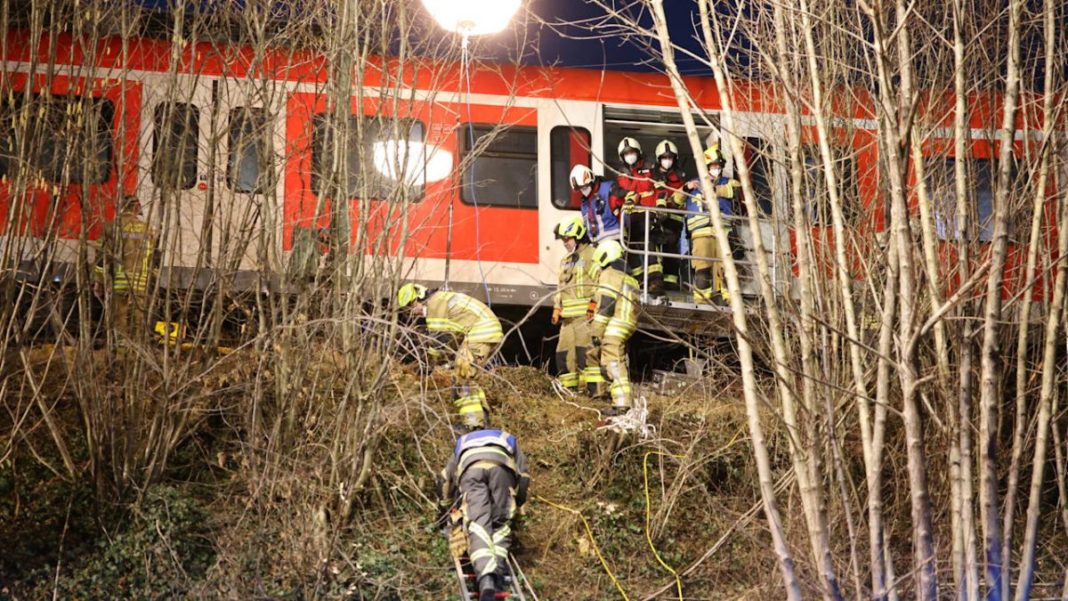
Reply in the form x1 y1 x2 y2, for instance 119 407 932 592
537 97 600 291
214 76 285 287
139 72 215 290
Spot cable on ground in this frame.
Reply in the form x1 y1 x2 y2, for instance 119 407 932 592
533 494 631 601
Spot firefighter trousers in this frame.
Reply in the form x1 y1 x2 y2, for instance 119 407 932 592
454 341 495 427
659 218 684 291
626 213 663 291
555 317 592 390
691 234 728 304
599 335 632 410
460 462 517 582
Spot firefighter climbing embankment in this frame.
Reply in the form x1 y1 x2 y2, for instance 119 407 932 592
439 425 530 601
397 284 503 427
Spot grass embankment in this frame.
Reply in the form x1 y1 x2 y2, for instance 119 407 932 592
2 345 783 600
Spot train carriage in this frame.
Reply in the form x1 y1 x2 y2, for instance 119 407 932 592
0 29 1059 335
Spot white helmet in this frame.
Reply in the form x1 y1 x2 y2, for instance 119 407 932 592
617 137 642 161
569 164 595 190
655 140 679 159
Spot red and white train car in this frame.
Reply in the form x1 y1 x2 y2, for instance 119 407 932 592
0 30 1058 328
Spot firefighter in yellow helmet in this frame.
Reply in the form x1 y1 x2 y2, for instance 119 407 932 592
397 283 503 427
684 144 738 304
93 194 157 345
586 240 640 415
551 215 602 396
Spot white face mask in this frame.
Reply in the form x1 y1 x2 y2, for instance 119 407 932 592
660 157 674 170
709 167 722 179
580 185 593 196
623 152 639 166
564 238 577 252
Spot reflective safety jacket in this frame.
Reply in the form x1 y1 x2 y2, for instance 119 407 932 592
426 291 503 346
592 266 640 341
581 179 623 243
440 429 531 507
686 176 738 239
554 242 598 319
94 213 156 294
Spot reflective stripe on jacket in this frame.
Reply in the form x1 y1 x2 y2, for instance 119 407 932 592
94 214 156 294
440 428 531 507
554 243 598 319
686 177 737 239
426 291 503 344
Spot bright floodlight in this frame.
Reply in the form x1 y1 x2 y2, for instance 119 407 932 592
373 141 453 187
420 0 521 37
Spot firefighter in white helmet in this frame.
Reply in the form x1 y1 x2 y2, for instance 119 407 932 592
650 140 688 291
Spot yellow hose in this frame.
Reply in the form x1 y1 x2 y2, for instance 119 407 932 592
643 451 685 600
534 494 631 601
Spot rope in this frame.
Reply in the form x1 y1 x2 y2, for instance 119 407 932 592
642 451 685 600
534 494 631 601
597 396 656 439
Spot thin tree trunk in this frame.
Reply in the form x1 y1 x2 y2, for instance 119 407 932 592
977 0 1022 594
649 3 803 598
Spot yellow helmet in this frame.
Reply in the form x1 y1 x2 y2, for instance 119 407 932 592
554 215 587 241
703 144 726 166
396 282 427 308
592 239 625 268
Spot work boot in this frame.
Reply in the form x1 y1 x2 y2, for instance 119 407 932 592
478 575 497 601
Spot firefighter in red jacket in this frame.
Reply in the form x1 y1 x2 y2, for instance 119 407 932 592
614 137 662 293
650 140 688 291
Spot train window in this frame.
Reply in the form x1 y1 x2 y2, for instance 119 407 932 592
460 124 537 209
929 158 1006 242
550 126 591 209
0 93 113 184
738 137 773 216
311 115 425 200
227 107 274 193
152 103 199 190
802 146 857 225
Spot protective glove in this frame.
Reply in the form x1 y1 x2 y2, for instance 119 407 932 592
448 526 467 558
551 307 561 325
623 191 637 206
455 347 476 379
586 299 597 322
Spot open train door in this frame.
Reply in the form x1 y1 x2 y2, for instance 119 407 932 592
139 73 215 290
537 97 599 286
213 76 285 290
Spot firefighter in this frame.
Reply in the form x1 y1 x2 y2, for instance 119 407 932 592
587 239 639 416
93 194 157 345
439 425 530 601
551 215 602 396
570 164 622 243
614 137 662 293
397 284 503 427
650 140 688 292
684 144 738 304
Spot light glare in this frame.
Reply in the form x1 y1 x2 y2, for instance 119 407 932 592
420 0 521 36
373 141 453 186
